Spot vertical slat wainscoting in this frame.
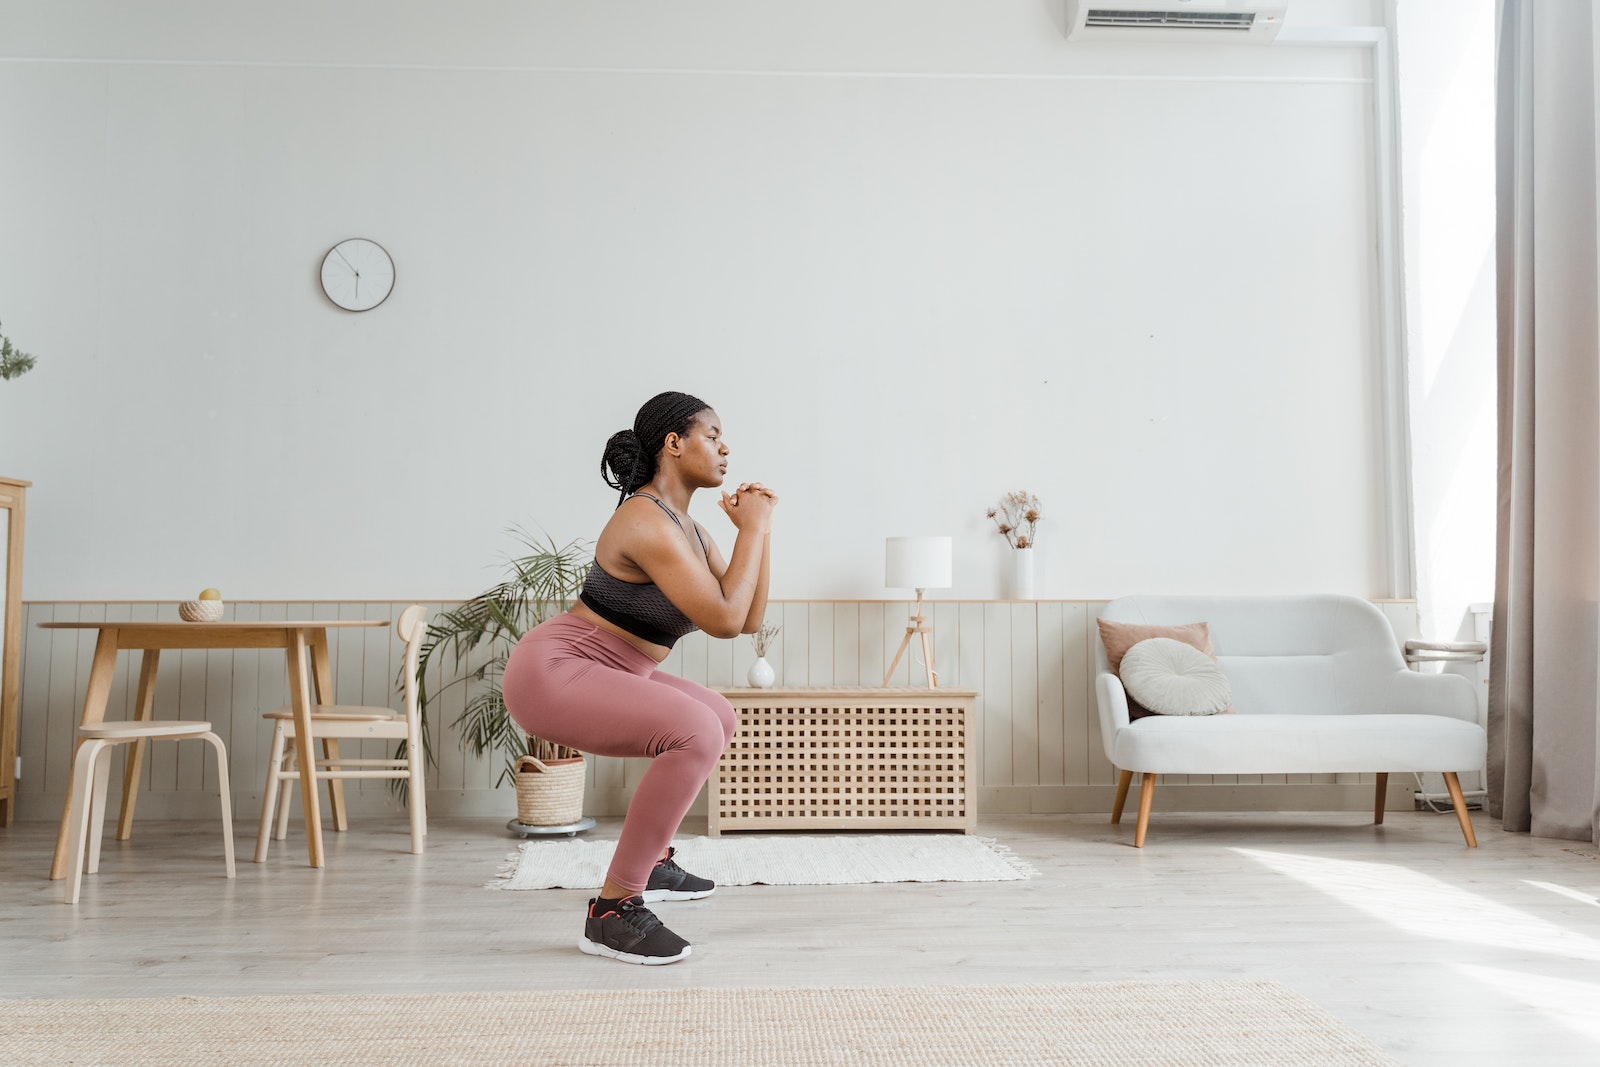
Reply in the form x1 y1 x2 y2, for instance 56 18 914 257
1010 604 1041 798
424 599 503 814
980 603 1013 807
24 601 74 808
1034 602 1067 795
11 600 1427 822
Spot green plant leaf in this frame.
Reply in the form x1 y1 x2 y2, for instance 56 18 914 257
0 320 38 381
406 528 592 798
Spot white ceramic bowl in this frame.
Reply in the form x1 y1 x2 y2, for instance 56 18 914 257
179 599 224 622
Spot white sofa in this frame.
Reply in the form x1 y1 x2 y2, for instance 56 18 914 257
1095 594 1486 848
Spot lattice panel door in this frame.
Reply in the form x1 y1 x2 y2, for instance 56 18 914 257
709 688 977 834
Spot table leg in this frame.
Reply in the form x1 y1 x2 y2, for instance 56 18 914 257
116 650 161 840
308 630 349 832
51 630 120 880
287 630 324 868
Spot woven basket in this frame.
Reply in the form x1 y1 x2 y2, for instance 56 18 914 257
178 599 224 622
514 754 587 826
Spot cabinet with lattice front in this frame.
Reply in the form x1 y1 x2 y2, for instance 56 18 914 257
708 687 977 835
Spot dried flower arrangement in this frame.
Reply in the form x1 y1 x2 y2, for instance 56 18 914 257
987 490 1041 549
751 622 781 658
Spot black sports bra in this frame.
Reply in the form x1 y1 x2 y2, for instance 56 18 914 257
578 494 707 649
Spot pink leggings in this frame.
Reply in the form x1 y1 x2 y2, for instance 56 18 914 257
501 612 736 895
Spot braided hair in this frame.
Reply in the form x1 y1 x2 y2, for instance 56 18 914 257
601 390 713 507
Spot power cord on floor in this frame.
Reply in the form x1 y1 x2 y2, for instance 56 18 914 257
1412 772 1485 813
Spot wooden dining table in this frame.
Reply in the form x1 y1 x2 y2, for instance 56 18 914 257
40 618 388 877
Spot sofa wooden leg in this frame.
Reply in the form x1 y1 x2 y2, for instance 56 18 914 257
1373 773 1387 825
1133 773 1156 848
1443 772 1478 847
1112 769 1133 824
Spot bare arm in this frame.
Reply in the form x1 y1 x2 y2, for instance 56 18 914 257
615 488 776 640
740 529 771 635
701 485 775 635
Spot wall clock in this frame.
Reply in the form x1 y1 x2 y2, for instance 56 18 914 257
319 238 395 312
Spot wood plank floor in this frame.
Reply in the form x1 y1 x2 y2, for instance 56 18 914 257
3 809 1598 1066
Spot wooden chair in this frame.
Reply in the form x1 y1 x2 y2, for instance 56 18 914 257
63 720 235 904
255 605 428 860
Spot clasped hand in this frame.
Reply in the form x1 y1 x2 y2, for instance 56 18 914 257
718 482 777 530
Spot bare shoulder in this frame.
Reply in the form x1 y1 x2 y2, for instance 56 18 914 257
598 497 694 572
598 495 663 528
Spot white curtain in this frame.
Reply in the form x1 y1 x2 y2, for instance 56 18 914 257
1488 0 1600 843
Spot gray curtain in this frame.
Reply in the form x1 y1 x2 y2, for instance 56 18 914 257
1489 0 1600 844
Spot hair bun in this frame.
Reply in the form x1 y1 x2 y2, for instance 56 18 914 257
600 428 645 496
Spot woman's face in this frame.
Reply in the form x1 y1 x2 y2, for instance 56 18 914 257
670 409 729 488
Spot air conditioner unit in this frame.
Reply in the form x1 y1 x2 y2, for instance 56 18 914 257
1066 0 1288 44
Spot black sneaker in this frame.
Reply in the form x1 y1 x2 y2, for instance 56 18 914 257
579 896 692 965
640 847 716 902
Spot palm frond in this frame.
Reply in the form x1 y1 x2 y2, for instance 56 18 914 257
403 528 593 798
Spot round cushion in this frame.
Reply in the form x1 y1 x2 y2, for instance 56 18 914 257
1119 637 1232 717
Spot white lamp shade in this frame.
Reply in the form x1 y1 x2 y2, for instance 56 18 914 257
885 536 953 591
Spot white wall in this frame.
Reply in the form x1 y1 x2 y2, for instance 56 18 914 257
0 2 1396 603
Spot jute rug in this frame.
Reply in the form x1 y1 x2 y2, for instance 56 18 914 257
490 834 1036 891
0 981 1397 1066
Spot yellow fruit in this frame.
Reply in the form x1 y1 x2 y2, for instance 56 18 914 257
198 588 221 601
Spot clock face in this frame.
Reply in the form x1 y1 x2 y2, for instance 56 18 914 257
320 238 395 312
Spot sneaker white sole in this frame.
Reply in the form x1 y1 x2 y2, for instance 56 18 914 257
639 886 715 902
579 937 692 965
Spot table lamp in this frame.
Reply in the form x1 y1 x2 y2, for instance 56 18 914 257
883 536 953 687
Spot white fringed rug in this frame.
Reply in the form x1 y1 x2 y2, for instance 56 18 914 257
490 834 1035 891
0 982 1399 1066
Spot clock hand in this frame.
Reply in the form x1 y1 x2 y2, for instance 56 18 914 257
335 249 356 272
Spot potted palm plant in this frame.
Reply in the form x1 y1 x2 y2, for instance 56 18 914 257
0 319 37 381
416 529 593 830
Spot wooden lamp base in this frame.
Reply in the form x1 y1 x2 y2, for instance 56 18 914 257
883 589 939 688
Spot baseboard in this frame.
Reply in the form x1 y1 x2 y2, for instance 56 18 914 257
11 780 1415 825
983 782 1418 814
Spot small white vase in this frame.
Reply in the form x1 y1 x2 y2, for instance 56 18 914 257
1010 550 1035 600
748 657 776 688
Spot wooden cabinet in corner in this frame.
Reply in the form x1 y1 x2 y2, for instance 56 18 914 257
0 477 29 826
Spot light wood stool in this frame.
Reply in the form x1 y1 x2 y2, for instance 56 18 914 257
61 720 235 904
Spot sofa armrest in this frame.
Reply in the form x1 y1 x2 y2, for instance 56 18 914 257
1384 668 1479 722
1096 671 1132 762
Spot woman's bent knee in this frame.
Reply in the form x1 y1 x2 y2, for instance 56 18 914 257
652 707 731 767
